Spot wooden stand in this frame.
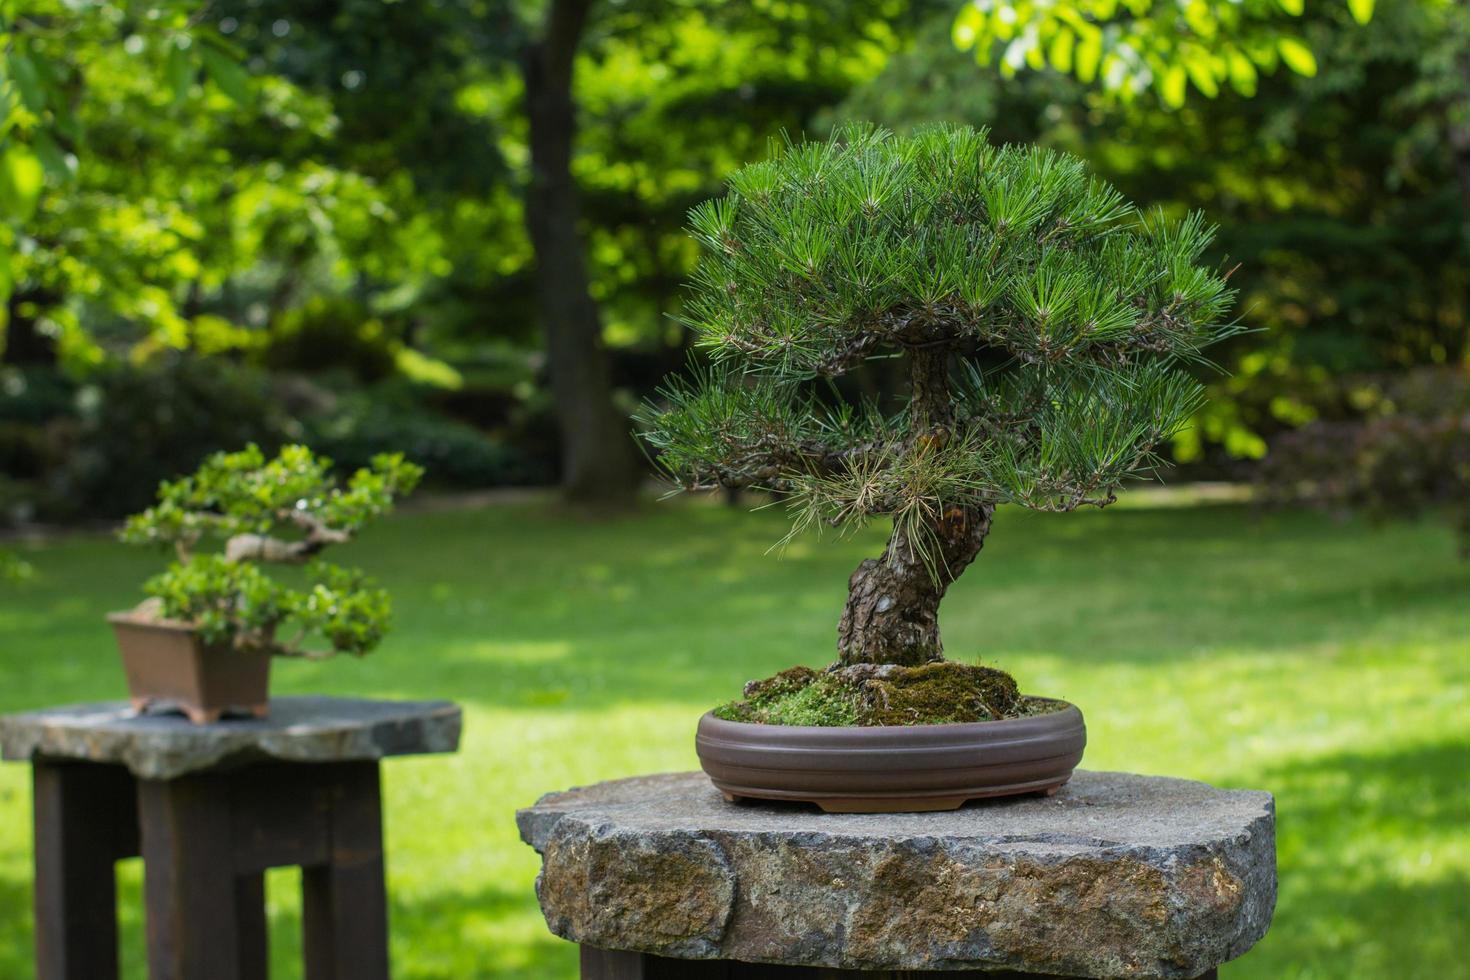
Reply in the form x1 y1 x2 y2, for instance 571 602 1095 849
32 758 388 980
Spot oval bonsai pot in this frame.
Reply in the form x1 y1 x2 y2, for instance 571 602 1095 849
696 699 1085 813
107 612 271 725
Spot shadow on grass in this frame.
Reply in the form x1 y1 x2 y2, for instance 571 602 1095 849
1233 740 1470 978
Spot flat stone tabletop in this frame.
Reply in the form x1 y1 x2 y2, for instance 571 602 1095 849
518 770 1276 979
0 696 461 780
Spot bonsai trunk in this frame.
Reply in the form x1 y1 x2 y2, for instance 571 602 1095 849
837 345 993 667
837 503 993 666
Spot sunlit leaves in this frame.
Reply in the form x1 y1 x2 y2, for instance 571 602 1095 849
1277 36 1318 77
951 0 1368 106
0 145 41 220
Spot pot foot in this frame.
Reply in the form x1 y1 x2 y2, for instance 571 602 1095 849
816 797 968 814
247 703 270 719
181 706 223 725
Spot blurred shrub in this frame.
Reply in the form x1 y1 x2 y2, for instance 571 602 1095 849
304 386 549 489
261 297 399 383
0 356 291 522
1260 368 1470 552
0 354 549 526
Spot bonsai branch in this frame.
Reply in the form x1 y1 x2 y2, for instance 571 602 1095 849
224 511 351 564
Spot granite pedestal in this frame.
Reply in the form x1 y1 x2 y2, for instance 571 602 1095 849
1 696 461 980
518 771 1276 979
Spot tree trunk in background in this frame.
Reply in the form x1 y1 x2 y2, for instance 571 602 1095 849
521 0 641 505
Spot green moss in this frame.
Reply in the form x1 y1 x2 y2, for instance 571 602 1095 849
860 661 1020 726
714 661 1068 726
713 667 860 725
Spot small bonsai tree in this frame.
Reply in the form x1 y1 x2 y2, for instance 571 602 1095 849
642 125 1235 697
120 444 423 657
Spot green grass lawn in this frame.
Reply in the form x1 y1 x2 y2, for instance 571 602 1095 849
1 496 1467 979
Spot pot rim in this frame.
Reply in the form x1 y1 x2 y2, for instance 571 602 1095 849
106 610 201 633
698 696 1081 736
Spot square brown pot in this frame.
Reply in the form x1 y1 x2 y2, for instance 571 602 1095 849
107 613 272 724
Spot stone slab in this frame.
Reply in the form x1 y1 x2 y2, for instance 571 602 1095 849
0 696 461 780
518 770 1275 978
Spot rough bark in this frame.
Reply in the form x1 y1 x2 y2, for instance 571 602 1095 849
837 346 992 667
521 0 641 505
837 502 993 666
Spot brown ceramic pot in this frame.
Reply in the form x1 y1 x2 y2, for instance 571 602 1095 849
107 613 272 724
696 699 1085 813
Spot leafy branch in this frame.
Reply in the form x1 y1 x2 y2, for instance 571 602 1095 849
120 444 423 658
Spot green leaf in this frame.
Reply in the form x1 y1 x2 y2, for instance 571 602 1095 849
1050 28 1075 74
30 130 73 180
1075 32 1103 84
0 145 44 220
7 51 46 114
1182 48 1219 98
1276 0 1304 14
200 46 250 103
1347 0 1374 24
1160 64 1187 109
1226 49 1258 97
1277 36 1318 77
952 5 982 49
166 40 196 103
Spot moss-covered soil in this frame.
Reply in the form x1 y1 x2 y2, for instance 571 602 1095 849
713 660 1066 726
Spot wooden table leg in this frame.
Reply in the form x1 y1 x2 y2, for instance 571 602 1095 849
137 774 268 980
303 761 390 980
32 761 137 980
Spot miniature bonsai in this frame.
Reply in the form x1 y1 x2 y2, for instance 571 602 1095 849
112 443 422 721
641 124 1236 730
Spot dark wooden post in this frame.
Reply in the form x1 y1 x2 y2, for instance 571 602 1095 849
303 761 390 980
137 773 268 980
32 761 137 980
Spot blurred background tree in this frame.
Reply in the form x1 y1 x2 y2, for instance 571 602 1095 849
1 0 1466 534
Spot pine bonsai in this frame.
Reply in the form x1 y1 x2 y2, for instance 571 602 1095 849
119 444 423 658
641 125 1235 722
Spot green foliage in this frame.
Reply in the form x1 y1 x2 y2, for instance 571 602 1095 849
951 0 1377 107
121 444 421 658
17 357 290 521
304 389 549 489
642 125 1235 547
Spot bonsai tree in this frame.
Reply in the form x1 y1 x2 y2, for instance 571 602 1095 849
120 444 423 658
641 124 1234 717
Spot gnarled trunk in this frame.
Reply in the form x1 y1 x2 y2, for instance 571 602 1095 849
836 503 993 666
836 345 992 666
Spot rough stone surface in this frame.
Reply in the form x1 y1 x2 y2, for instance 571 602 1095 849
517 770 1275 978
0 696 461 779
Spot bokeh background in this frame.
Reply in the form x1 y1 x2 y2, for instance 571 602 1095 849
1 1 1467 977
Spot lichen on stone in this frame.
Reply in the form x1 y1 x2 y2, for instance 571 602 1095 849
713 660 1066 726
